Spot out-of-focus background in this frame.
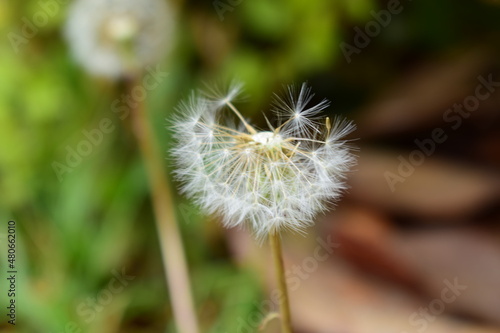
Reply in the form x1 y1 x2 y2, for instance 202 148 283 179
1 0 500 332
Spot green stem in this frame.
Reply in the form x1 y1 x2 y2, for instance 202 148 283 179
129 76 199 333
269 231 292 333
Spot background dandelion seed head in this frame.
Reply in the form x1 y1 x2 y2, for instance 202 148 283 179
64 0 174 78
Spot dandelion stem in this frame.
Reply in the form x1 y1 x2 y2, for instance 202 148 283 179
269 231 292 333
128 76 200 333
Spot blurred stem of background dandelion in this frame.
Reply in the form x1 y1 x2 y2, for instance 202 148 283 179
127 74 200 333
64 0 200 332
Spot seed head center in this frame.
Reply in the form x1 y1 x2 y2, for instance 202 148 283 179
251 131 282 147
104 14 139 42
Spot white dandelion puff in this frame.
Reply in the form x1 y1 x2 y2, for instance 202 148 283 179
272 83 330 137
171 83 356 240
201 80 245 108
64 0 174 79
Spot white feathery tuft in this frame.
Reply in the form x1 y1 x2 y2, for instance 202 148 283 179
272 83 330 137
171 83 356 240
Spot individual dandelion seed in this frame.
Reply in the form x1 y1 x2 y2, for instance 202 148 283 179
171 83 357 240
64 0 174 79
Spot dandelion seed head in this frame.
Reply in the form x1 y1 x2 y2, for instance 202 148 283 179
64 0 174 79
171 82 356 240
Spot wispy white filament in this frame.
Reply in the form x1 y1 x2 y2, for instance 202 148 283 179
171 83 356 239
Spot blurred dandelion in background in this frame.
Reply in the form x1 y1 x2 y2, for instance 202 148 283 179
64 0 174 78
63 1 200 332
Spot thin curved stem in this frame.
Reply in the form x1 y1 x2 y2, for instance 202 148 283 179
269 231 292 333
128 76 200 333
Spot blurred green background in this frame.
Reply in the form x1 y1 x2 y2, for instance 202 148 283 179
1 0 500 332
